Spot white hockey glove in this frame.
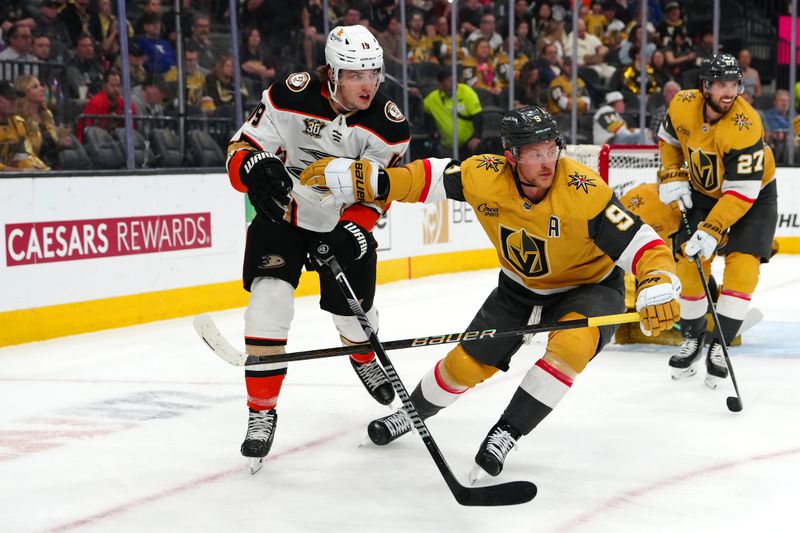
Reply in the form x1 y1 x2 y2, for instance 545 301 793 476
635 270 681 337
658 180 693 209
300 157 379 206
683 221 724 260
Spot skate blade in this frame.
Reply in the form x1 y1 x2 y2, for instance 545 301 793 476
359 430 376 447
704 373 725 390
468 464 490 485
248 457 264 475
671 366 697 380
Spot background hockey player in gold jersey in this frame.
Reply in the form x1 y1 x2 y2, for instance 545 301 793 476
300 106 680 481
657 54 778 388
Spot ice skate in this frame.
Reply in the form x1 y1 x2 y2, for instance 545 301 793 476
240 408 278 474
351 357 395 405
668 333 706 380
367 408 412 445
704 341 729 390
469 419 521 484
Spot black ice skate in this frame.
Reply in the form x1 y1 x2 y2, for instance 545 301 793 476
350 357 395 405
704 341 729 390
367 408 412 445
668 333 706 380
240 408 278 474
469 419 522 484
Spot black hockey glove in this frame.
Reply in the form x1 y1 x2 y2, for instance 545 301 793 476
313 221 376 273
239 151 293 223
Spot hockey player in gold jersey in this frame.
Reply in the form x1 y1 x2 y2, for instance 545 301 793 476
657 54 778 388
300 106 680 481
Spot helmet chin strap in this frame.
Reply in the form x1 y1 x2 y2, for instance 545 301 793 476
327 78 354 113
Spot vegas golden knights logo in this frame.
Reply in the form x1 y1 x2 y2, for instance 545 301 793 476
687 146 719 191
423 201 449 244
500 226 549 277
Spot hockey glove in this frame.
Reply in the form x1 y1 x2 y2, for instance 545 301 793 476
657 168 692 209
300 157 379 206
683 221 724 260
313 221 376 272
240 151 293 223
635 270 681 337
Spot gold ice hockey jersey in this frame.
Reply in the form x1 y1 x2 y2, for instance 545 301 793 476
384 154 674 293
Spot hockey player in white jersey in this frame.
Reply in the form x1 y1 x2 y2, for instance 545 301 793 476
224 24 410 472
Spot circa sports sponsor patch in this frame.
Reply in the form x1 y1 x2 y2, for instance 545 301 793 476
384 101 405 122
286 72 311 92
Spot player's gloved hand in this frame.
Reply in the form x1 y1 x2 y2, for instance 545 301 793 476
635 270 681 337
657 168 692 209
300 157 378 206
313 221 376 272
239 151 293 222
683 221 724 260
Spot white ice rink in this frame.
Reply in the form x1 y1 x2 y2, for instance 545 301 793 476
2 256 799 533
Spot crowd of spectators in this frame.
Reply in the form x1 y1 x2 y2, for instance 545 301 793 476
0 0 796 171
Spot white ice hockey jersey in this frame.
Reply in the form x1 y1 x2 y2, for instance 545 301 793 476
227 71 410 232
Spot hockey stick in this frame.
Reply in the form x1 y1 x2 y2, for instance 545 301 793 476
315 250 537 506
193 311 641 368
677 201 743 412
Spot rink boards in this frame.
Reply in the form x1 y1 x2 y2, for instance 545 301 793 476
1 170 799 346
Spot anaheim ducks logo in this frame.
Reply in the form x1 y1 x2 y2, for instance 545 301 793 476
258 255 286 269
286 71 311 92
476 155 501 172
732 113 752 131
567 172 595 193
687 146 719 191
500 226 549 278
677 91 697 103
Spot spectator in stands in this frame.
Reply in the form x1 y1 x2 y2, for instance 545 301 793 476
664 30 696 81
515 61 543 107
739 49 762 97
513 0 535 37
34 0 71 62
59 0 91 48
535 42 562 88
601 2 626 56
651 49 673 88
431 15 468 65
134 0 164 38
89 0 133 66
467 13 503 58
188 13 216 71
423 68 483 157
114 41 148 89
339 6 362 27
135 13 176 74
0 80 47 171
649 79 680 140
132 73 168 116
458 0 483 37
205 55 249 111
530 2 552 43
0 23 36 64
359 0 396 33
612 48 658 96
301 0 327 69
405 10 432 63
618 25 656 66
507 36 530 82
593 90 652 144
14 74 61 169
566 18 614 83
163 0 194 44
535 21 565 62
656 1 688 49
65 33 104 99
240 27 276 94
164 45 205 109
546 57 591 116
31 34 51 63
764 89 791 164
461 38 509 97
515 20 536 61
77 70 136 142
377 16 403 76
584 1 607 38
695 28 715 63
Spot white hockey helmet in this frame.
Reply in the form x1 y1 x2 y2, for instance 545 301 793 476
325 24 385 84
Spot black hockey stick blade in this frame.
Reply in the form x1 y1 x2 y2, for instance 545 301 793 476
317 251 537 506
